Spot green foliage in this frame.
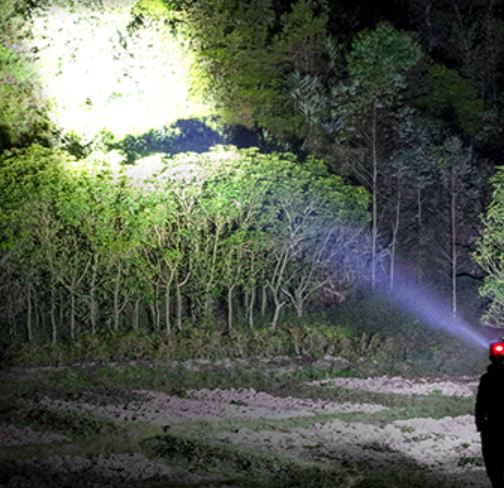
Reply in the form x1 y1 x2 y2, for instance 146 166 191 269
12 406 125 439
0 144 369 341
182 0 329 139
153 432 349 488
291 22 422 152
352 470 443 488
346 22 423 106
415 64 486 135
475 166 504 327
0 0 51 148
24 0 204 143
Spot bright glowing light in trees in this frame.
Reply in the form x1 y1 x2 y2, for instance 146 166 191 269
31 0 209 141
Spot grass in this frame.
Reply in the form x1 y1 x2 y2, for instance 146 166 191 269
8 406 126 440
0 358 480 488
2 311 487 376
148 431 351 488
0 308 487 488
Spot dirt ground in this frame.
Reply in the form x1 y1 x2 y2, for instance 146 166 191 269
0 356 489 488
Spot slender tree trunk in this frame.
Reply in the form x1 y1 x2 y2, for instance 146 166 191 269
133 297 140 331
204 225 221 319
164 282 172 334
176 272 190 331
271 293 285 331
51 286 57 344
451 174 458 316
113 267 121 332
269 248 289 329
261 285 267 316
89 254 99 335
149 302 158 330
371 103 378 290
248 287 256 328
59 293 64 331
227 285 234 332
176 284 183 331
27 285 32 341
70 291 76 340
390 175 401 291
35 293 40 335
295 290 303 318
8 295 17 341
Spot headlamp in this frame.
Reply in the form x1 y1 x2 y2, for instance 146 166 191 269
490 340 504 357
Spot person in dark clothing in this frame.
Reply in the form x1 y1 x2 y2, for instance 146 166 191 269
476 341 504 488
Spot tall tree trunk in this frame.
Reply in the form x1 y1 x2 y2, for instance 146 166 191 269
70 291 76 340
113 267 121 332
27 284 33 341
51 286 57 344
271 292 285 331
261 285 267 316
248 287 256 328
164 281 172 335
371 104 378 290
59 293 64 331
451 174 458 316
8 295 17 341
227 285 234 332
295 290 303 318
89 254 99 335
133 297 140 331
176 272 190 331
390 175 401 291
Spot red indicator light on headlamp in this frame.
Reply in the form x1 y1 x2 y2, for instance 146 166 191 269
490 342 504 356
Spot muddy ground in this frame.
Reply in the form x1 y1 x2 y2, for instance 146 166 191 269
0 355 490 488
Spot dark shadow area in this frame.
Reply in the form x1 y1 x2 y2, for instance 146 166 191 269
101 118 305 164
103 118 222 163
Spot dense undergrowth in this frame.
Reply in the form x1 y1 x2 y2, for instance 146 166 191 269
0 302 489 378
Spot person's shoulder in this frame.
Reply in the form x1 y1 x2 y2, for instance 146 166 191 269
481 364 504 382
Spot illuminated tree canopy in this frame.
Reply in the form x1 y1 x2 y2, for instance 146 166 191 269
0 0 502 340
0 145 369 338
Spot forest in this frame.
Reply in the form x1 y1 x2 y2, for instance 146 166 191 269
1 0 504 356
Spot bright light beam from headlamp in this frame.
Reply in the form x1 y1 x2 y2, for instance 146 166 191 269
384 282 488 350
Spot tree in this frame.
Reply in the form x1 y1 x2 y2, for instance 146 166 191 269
0 0 50 149
1 144 370 339
449 1 504 106
0 145 79 341
181 0 329 139
414 64 486 137
250 152 369 328
291 23 422 289
436 137 475 316
476 167 504 327
342 23 422 290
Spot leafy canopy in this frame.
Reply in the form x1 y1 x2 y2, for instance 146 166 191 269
475 167 504 327
415 64 486 136
346 22 423 108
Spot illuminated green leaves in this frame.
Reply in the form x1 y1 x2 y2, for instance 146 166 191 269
345 22 422 113
476 168 504 327
0 144 370 334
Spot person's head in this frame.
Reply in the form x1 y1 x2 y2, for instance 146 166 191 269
490 340 504 363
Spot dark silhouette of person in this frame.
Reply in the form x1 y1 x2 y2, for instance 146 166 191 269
476 341 504 488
